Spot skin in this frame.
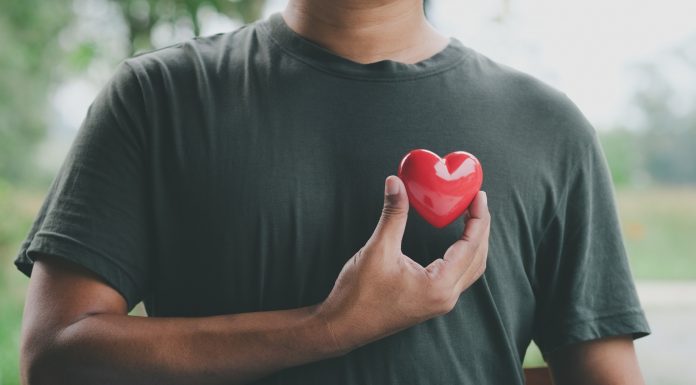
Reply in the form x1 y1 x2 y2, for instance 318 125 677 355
20 1 647 384
547 335 646 385
281 0 451 64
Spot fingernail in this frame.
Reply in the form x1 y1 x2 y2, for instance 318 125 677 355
482 191 488 206
385 176 400 196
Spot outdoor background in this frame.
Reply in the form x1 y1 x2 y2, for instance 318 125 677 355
1 0 695 384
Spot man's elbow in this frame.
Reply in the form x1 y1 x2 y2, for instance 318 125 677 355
21 338 53 385
20 323 77 385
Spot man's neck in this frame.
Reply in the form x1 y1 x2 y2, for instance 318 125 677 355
281 0 450 65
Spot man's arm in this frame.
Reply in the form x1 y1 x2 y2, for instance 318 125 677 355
546 335 646 385
20 178 490 385
21 255 339 385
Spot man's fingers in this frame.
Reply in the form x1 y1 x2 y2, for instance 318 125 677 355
437 239 478 287
367 175 410 254
459 191 489 244
431 191 490 286
453 238 488 292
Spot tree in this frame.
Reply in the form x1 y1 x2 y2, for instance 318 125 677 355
630 37 696 185
0 0 74 184
0 0 271 186
113 0 267 54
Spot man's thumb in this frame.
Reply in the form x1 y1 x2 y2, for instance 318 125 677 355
370 175 409 247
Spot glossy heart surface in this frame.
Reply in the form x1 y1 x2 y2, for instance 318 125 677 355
397 149 483 228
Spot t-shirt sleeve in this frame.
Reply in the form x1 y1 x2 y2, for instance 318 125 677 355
14 60 151 311
531 103 651 357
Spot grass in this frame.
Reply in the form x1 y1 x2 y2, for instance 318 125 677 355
0 180 37 385
1 184 695 381
616 186 696 280
0 268 26 385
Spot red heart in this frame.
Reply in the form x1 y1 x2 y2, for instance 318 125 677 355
397 149 483 228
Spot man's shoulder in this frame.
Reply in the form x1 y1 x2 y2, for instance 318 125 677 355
464 47 596 146
122 20 262 80
466 48 570 111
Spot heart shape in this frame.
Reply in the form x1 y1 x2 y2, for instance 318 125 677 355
397 149 483 228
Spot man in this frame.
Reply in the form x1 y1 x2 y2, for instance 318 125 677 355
15 0 650 384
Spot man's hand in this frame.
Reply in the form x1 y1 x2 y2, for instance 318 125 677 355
317 175 490 353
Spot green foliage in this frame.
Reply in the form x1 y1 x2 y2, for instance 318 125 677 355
0 179 39 385
629 38 696 185
67 41 99 71
598 36 696 187
523 341 545 367
640 118 696 185
598 129 641 187
599 121 696 188
0 0 269 187
0 181 33 254
114 0 267 54
0 0 73 185
0 278 25 385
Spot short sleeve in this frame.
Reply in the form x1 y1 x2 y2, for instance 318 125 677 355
532 118 651 357
14 60 151 311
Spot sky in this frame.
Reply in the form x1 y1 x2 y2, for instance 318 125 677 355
429 0 696 129
42 0 696 170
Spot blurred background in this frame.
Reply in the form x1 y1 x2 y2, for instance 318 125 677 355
1 0 695 383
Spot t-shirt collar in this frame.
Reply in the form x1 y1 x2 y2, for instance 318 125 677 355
258 11 471 81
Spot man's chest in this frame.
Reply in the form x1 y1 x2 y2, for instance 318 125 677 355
145 81 544 322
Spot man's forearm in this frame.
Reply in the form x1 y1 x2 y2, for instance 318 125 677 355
26 304 343 385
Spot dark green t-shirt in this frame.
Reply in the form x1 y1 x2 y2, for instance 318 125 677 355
15 11 650 384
